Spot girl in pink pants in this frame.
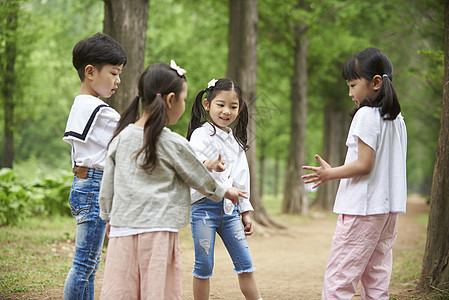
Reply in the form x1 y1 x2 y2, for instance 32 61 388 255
302 47 407 300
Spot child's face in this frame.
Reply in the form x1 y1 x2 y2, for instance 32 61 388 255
203 90 240 132
167 81 188 125
89 64 124 98
346 78 376 107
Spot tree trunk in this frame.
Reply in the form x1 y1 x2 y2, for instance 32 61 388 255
227 0 281 227
282 25 308 215
274 156 280 196
103 0 149 112
258 138 266 198
419 0 449 290
1 0 18 169
314 97 349 210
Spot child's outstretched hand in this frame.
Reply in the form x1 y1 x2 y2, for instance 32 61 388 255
241 212 254 236
204 154 226 172
301 154 331 189
224 187 247 204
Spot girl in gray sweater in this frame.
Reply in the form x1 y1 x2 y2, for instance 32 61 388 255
99 61 245 300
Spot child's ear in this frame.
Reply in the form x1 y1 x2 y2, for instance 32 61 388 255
84 64 95 80
372 75 382 91
165 92 176 109
202 98 210 111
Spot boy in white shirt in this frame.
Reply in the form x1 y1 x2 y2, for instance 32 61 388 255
62 33 126 300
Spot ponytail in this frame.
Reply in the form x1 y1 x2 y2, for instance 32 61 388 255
234 101 249 151
111 62 186 173
187 89 208 140
110 95 141 144
376 75 400 120
137 94 167 171
355 75 401 120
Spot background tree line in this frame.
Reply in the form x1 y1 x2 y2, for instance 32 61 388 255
0 0 447 291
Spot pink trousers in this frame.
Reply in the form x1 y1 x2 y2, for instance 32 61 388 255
322 213 398 300
100 231 182 300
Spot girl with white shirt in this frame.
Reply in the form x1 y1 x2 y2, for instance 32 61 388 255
187 78 262 300
302 48 407 300
98 62 245 300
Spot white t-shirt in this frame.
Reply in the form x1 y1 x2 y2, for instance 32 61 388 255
189 122 253 215
333 106 407 215
63 95 120 170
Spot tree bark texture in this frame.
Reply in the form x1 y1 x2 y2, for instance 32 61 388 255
103 0 149 112
419 0 449 290
227 0 280 227
315 98 349 210
282 25 308 215
1 0 18 168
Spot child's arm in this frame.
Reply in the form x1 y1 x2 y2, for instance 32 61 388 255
241 211 253 236
302 139 374 188
203 154 226 172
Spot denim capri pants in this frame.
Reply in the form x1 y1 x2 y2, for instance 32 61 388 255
190 197 255 279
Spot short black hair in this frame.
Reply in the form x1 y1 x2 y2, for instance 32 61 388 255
72 33 127 81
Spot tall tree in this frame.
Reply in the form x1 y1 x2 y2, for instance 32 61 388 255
282 19 308 215
226 0 278 226
103 0 149 112
419 0 449 290
0 0 18 168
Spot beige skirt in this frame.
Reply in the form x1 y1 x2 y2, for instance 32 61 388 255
100 231 182 300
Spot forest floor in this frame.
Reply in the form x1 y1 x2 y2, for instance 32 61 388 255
4 194 432 299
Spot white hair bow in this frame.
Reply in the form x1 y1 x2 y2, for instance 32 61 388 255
170 60 186 77
207 78 218 89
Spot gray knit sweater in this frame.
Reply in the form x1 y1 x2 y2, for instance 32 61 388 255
99 125 226 228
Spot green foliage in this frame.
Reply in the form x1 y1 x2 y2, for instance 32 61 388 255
0 168 72 226
31 170 73 217
0 168 43 226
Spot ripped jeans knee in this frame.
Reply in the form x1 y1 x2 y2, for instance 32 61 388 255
190 198 255 278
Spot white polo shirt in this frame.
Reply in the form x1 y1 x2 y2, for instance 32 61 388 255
333 106 407 215
63 95 120 170
189 122 253 215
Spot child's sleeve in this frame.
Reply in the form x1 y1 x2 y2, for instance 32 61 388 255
233 151 253 214
173 141 226 202
99 137 118 221
94 107 120 149
347 107 380 151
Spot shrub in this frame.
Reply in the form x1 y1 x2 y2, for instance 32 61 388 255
0 168 73 226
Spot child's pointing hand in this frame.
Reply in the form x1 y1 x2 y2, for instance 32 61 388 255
204 154 226 172
301 154 331 189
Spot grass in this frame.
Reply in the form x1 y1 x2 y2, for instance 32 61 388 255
0 215 77 297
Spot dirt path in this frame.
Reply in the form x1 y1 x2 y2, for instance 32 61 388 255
32 195 426 299
176 194 427 299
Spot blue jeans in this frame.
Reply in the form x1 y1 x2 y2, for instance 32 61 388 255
190 198 255 279
63 169 106 300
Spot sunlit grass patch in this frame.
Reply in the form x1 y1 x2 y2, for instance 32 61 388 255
0 215 76 296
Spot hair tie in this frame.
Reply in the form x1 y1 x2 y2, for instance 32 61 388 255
382 74 388 78
156 93 161 96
